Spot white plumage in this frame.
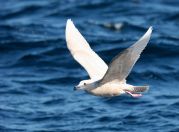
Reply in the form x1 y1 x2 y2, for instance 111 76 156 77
66 19 152 97
66 19 108 81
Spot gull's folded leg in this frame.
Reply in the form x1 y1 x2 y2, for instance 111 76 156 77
125 91 142 98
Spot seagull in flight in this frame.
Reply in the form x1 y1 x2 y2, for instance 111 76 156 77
66 19 152 97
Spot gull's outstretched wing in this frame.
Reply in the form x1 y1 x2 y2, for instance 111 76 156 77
100 27 152 84
66 19 108 80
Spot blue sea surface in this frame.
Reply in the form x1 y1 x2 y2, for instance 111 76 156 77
0 0 179 131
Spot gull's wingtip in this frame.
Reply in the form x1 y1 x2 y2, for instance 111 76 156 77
67 19 72 24
149 26 153 30
142 26 153 39
66 19 75 37
66 19 74 29
147 26 153 31
147 26 153 34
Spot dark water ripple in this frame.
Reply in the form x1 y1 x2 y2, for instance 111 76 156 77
0 0 179 132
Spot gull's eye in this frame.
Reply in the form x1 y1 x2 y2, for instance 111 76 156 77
84 83 86 85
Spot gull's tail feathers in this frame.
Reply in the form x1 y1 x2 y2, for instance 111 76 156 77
133 86 149 93
124 86 149 98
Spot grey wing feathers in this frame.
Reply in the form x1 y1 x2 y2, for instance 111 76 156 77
100 27 152 84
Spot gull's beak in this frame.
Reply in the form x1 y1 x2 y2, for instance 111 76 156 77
74 86 80 91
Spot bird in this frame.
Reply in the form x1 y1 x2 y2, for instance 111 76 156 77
65 19 152 97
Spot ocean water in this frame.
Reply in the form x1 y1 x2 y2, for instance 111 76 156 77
0 0 179 131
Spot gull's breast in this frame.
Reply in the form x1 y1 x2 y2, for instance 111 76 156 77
86 83 125 97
